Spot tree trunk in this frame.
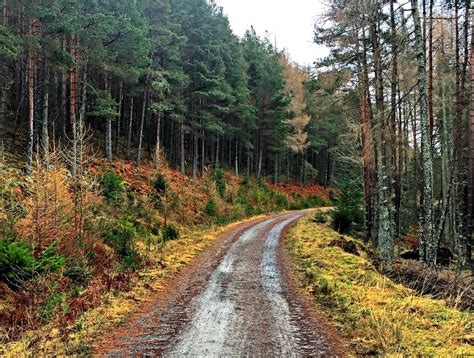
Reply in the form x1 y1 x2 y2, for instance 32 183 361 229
359 24 375 244
26 19 35 174
155 111 161 169
390 0 401 246
42 61 49 165
201 130 205 174
126 97 134 160
70 36 77 177
115 80 123 155
78 67 87 175
428 0 434 140
234 139 239 176
105 77 113 163
3 0 7 27
372 7 393 265
468 10 474 268
137 89 147 165
192 127 197 179
180 121 185 174
412 0 435 267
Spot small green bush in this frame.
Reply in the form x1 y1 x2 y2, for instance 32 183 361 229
162 224 179 241
65 259 93 285
241 175 250 187
205 199 219 217
102 219 137 262
152 174 167 193
313 211 328 224
41 292 66 320
0 239 34 285
274 192 289 209
99 169 124 203
213 165 226 197
36 241 65 273
330 180 363 234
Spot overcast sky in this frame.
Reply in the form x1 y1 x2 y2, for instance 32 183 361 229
214 0 329 66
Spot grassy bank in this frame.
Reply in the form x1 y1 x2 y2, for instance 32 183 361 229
286 216 473 356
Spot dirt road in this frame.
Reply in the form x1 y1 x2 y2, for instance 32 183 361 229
98 211 341 357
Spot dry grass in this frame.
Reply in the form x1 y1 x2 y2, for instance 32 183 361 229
286 216 474 356
0 215 264 357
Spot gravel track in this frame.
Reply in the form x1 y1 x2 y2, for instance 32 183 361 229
97 211 341 357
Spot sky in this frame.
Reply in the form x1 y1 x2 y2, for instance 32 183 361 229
214 0 329 66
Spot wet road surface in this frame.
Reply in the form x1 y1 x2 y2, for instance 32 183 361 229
101 212 339 357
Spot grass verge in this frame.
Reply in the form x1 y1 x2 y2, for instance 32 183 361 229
285 216 473 356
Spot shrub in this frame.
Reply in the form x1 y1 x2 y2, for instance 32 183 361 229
205 199 218 217
99 169 124 203
65 259 93 285
35 241 65 273
41 292 66 320
330 180 363 234
213 165 226 197
102 219 137 263
313 211 328 224
0 239 34 285
152 173 167 193
274 192 289 209
162 224 179 241
241 175 250 187
0 240 65 287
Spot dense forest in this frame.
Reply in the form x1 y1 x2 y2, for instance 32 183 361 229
0 0 473 355
0 0 339 184
2 0 470 270
314 0 474 271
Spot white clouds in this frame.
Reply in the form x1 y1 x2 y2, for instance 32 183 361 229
214 0 329 66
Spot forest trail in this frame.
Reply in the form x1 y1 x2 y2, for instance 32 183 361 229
96 211 341 357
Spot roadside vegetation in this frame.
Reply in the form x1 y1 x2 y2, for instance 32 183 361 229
286 214 473 356
0 155 328 355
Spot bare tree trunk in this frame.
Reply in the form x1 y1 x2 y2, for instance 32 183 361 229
105 77 113 163
115 80 123 155
26 18 35 174
126 97 133 160
201 130 205 174
0 86 5 155
70 36 78 177
180 121 185 174
390 0 401 246
257 130 263 180
3 0 7 27
372 6 393 265
428 0 434 140
155 111 161 169
412 0 435 267
234 139 239 176
468 10 474 269
78 67 87 174
41 61 49 165
137 89 147 165
192 127 197 179
61 38 67 140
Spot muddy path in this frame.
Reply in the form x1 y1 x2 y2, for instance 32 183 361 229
95 211 343 357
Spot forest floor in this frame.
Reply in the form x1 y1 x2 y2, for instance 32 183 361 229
95 210 345 356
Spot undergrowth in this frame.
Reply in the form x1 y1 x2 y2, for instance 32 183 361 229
286 216 473 356
0 158 329 355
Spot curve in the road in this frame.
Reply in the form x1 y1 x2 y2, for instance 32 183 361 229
102 211 340 357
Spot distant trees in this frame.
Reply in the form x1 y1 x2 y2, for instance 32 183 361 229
314 0 473 271
0 0 330 186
